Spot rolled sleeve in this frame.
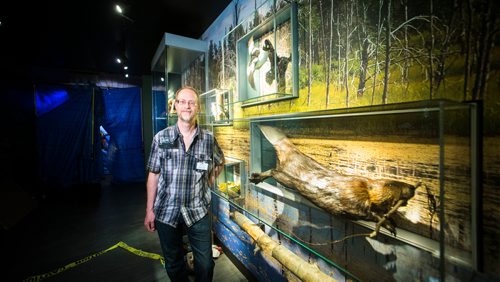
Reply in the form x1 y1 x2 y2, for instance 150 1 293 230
213 137 224 166
147 135 161 173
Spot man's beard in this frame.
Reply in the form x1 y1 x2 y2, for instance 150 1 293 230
179 111 196 123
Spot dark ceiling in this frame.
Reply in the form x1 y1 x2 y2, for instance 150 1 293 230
0 0 232 81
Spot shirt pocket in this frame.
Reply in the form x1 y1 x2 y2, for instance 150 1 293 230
161 148 180 186
159 149 169 168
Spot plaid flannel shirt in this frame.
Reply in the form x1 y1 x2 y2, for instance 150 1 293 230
147 124 224 227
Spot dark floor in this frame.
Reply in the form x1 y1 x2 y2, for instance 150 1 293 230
3 177 249 282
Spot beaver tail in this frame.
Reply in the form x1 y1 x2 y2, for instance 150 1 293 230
258 125 287 145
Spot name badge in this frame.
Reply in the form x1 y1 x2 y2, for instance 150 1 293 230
196 161 209 171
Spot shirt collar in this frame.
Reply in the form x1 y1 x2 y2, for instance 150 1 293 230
173 123 202 141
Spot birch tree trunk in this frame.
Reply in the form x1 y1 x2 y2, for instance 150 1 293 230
356 2 369 97
382 0 391 104
308 0 312 106
231 211 337 282
337 7 342 89
428 0 435 100
472 0 496 100
403 0 410 95
371 0 384 105
319 0 328 84
344 0 351 107
462 0 473 101
326 0 334 107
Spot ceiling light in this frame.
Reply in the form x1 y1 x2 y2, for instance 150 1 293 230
114 4 134 22
115 5 123 14
124 66 128 70
160 77 164 82
116 58 122 64
125 74 129 78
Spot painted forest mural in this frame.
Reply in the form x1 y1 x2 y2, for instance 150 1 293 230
196 0 500 279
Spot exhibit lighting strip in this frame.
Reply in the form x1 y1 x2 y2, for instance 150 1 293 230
246 102 470 123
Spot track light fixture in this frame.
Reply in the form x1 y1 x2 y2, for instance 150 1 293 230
114 4 134 23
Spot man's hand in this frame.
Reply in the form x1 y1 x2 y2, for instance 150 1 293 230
145 172 159 232
144 210 156 232
209 164 224 187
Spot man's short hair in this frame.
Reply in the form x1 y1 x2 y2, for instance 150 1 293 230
175 86 200 101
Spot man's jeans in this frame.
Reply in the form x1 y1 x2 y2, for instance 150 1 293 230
156 215 214 282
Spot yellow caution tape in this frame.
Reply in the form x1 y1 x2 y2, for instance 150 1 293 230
116 241 164 265
23 241 164 282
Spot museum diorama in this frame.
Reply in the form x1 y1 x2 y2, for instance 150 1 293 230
151 0 500 281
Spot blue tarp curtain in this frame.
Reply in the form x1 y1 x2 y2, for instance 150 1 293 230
36 85 145 188
101 87 145 183
36 85 100 188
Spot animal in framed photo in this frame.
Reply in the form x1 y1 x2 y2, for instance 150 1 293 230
247 38 274 90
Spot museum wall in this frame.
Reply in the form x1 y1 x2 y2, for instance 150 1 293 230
182 0 500 280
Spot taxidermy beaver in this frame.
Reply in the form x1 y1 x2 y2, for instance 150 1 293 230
249 125 420 237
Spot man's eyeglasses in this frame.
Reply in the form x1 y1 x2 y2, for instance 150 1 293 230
176 100 197 107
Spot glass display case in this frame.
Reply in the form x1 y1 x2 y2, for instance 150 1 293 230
199 89 233 126
211 100 480 281
150 32 208 134
235 1 299 107
214 157 246 202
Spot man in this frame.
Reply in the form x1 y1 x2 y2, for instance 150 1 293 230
144 86 224 281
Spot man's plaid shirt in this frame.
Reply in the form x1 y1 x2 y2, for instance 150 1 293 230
147 124 224 227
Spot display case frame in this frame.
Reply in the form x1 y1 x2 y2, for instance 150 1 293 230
236 1 299 107
213 156 246 203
